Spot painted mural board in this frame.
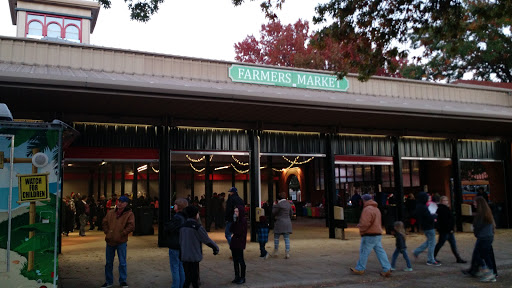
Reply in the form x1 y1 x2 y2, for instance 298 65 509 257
0 123 63 288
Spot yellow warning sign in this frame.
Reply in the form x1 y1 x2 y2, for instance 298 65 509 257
18 173 50 203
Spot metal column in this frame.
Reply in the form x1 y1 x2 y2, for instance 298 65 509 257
249 130 260 242
392 137 405 221
451 139 463 232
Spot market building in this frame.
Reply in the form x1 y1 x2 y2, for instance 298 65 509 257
1 0 511 264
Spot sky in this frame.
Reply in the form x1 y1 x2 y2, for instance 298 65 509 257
0 0 327 62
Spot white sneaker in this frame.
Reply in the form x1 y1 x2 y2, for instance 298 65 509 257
285 252 290 259
404 267 413 272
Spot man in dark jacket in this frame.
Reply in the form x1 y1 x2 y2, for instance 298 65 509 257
413 192 440 266
164 198 189 288
224 187 244 245
434 196 466 263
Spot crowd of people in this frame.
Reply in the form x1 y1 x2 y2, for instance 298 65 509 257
351 191 497 283
61 192 159 237
63 187 498 287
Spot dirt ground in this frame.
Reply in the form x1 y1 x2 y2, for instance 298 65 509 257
58 218 512 288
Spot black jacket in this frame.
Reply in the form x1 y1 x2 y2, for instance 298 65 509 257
415 192 436 231
436 204 454 233
163 211 186 250
225 192 244 222
395 232 407 250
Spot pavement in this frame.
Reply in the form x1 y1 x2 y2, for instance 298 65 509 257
59 217 512 288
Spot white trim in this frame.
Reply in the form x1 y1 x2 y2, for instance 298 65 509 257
401 157 451 161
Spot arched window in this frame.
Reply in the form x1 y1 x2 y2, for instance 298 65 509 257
47 23 62 39
65 25 80 42
27 21 43 38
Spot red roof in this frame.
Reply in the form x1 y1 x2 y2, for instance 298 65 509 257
453 80 512 90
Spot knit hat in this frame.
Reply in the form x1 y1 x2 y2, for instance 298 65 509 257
361 194 372 201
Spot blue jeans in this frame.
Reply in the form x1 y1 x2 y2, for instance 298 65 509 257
355 235 391 272
105 242 127 285
169 249 185 288
414 229 436 263
274 233 290 252
225 221 232 245
391 248 412 269
434 232 461 259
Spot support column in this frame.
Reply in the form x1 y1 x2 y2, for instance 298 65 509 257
157 125 171 247
249 130 260 242
502 140 511 228
232 169 236 187
146 162 150 199
190 170 195 200
205 155 213 232
111 164 115 197
392 137 404 221
323 133 336 238
451 139 463 232
267 156 274 229
97 166 102 200
104 166 108 198
121 164 126 196
88 169 94 197
132 163 138 196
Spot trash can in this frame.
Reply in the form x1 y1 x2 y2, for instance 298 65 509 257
133 207 154 236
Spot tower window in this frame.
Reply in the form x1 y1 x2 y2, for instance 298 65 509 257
25 13 82 43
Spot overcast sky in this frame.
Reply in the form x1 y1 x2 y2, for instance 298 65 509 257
0 0 326 62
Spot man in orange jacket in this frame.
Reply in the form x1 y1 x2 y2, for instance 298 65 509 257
350 194 392 277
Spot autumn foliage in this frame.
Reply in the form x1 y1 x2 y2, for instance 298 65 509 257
234 19 405 80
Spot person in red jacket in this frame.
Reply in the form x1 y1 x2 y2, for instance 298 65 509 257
230 205 247 284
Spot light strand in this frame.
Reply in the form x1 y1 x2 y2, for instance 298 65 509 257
282 156 314 165
190 163 205 173
186 155 205 162
231 163 249 174
232 155 249 166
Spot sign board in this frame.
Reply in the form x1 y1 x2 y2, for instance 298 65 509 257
228 64 349 92
17 173 50 202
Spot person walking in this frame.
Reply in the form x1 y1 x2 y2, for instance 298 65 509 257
75 194 89 237
101 195 135 288
230 205 247 284
462 196 497 282
256 215 270 259
272 192 293 259
163 198 189 288
413 192 441 266
180 205 219 288
225 187 244 245
434 196 467 263
390 221 413 272
350 194 392 277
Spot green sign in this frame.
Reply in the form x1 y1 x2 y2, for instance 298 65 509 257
228 64 349 92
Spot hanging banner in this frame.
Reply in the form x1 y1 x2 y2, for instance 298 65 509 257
228 64 349 92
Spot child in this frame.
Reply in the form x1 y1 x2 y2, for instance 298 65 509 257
391 221 413 272
230 205 247 284
179 205 219 288
257 215 270 259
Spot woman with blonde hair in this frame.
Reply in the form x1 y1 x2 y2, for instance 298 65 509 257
390 221 413 271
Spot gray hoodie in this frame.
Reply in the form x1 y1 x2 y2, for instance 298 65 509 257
179 218 219 262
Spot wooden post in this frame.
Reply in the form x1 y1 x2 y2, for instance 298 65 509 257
27 148 39 271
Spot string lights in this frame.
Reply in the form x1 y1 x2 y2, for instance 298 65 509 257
232 155 249 166
231 163 249 174
186 155 205 162
189 163 205 173
186 154 314 173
